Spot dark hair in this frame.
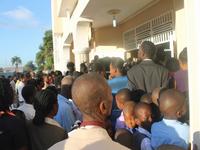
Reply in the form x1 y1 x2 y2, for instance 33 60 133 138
19 73 24 80
131 89 146 103
67 62 75 71
0 78 14 111
27 79 37 87
22 85 36 104
166 58 180 72
141 41 156 59
46 85 58 96
90 61 105 73
36 77 44 86
55 70 62 76
25 72 31 79
110 57 126 75
80 63 88 74
33 89 57 126
179 47 187 64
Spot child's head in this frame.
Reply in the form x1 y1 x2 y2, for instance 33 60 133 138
134 102 152 131
140 93 152 104
116 88 132 110
159 89 186 120
123 101 136 129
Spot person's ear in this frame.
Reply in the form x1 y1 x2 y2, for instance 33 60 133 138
176 111 182 118
99 101 110 116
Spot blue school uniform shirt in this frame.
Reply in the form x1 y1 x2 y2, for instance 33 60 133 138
107 76 128 94
151 118 189 150
54 94 76 132
136 127 152 150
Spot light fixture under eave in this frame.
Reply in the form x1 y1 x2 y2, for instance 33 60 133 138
107 9 121 28
112 16 117 27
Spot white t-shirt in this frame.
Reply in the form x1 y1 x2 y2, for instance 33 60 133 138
17 81 25 102
49 125 129 150
17 103 35 120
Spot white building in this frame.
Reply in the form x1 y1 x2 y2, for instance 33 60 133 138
51 0 200 148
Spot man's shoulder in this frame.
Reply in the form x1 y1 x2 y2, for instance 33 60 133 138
58 95 73 106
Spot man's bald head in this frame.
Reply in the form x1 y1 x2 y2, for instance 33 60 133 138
61 76 73 86
72 73 112 120
159 89 186 119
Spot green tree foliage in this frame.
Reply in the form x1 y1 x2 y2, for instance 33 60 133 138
35 30 54 71
24 61 36 72
11 56 22 72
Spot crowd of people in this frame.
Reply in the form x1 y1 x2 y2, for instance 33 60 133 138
0 41 191 150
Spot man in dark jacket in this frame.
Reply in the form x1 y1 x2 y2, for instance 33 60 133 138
127 41 168 93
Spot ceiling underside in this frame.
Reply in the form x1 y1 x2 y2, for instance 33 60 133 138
81 0 156 28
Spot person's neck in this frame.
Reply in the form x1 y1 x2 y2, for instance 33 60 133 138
82 114 106 126
163 116 178 120
83 114 104 122
61 93 67 98
113 71 122 77
47 112 55 119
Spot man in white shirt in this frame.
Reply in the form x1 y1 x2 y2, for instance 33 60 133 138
16 73 31 104
49 73 129 150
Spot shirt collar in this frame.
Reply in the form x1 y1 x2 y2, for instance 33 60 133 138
143 59 152 61
162 118 182 124
45 117 62 128
137 126 151 138
58 94 72 104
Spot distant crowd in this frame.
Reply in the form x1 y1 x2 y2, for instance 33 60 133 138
0 41 193 150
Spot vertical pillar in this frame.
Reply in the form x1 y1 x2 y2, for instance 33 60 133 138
184 0 200 148
62 45 71 73
53 33 63 71
73 21 91 71
173 0 187 55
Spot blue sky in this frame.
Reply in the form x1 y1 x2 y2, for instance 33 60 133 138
0 0 52 67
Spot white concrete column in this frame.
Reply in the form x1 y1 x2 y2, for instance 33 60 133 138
174 0 187 55
61 45 71 73
73 47 90 71
53 33 63 71
184 0 200 148
73 21 91 71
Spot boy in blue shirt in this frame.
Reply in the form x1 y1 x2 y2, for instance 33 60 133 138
151 89 189 150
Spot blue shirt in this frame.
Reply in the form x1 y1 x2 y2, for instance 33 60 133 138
54 94 76 132
137 127 152 150
107 76 128 94
151 119 189 150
